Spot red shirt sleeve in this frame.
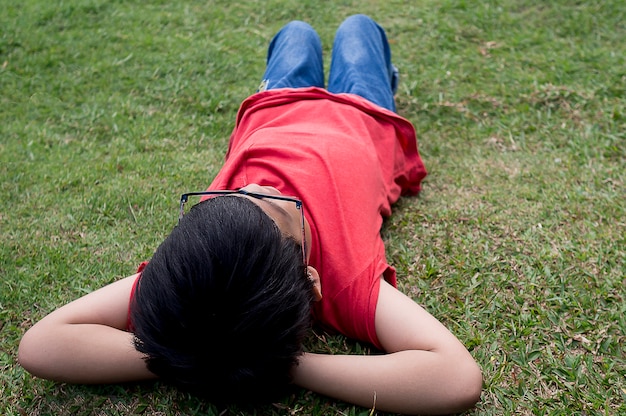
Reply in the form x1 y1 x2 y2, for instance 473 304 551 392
126 261 148 331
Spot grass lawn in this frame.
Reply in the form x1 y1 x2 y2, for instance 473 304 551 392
1 0 624 414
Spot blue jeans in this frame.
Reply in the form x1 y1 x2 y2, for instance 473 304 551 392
260 14 398 112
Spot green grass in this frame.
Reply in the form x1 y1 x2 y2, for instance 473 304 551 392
1 0 624 414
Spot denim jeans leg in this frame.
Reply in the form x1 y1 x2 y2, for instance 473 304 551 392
260 21 325 91
327 14 397 112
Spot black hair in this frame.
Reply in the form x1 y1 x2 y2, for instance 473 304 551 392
130 196 313 404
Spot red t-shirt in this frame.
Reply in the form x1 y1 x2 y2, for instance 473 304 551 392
208 87 427 349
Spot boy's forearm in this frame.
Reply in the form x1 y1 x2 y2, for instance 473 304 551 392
19 323 155 384
18 274 153 384
292 351 481 415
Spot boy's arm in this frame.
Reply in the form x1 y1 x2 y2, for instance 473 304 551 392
292 279 482 415
18 274 156 383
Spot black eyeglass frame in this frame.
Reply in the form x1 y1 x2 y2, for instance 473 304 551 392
179 190 308 267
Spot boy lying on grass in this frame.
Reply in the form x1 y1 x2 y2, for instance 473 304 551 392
19 15 482 415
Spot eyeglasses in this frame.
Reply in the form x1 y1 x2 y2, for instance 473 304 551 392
179 189 307 266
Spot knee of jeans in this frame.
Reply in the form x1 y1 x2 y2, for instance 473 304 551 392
282 20 317 36
338 14 376 31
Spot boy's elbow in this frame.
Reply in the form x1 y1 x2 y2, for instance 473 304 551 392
401 355 482 415
18 331 39 376
18 325 54 379
450 359 483 412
